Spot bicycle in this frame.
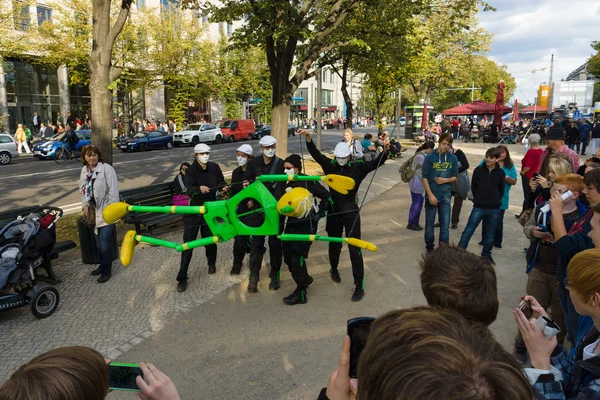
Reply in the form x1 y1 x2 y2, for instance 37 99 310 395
54 143 81 164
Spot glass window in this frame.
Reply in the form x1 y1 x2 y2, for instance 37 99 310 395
136 0 145 7
226 23 232 36
0 136 12 144
160 0 168 7
293 88 308 104
322 89 333 105
322 70 327 82
13 1 30 30
202 15 208 23
36 6 51 25
330 70 334 83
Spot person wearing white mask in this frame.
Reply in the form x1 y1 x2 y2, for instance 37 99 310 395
298 129 389 302
244 135 285 293
229 144 254 275
176 143 227 293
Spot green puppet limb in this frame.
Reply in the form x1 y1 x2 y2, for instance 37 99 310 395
257 174 355 194
279 233 378 252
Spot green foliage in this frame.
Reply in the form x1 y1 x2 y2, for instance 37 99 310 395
594 82 600 104
588 41 600 80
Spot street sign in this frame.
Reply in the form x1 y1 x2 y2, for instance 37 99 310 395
292 97 305 101
250 98 263 104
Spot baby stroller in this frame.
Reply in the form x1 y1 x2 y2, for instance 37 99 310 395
0 207 62 318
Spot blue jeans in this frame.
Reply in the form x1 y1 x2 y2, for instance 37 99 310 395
482 209 505 247
96 224 115 276
425 194 451 250
458 207 500 258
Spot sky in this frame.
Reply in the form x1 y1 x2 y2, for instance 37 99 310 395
479 0 600 105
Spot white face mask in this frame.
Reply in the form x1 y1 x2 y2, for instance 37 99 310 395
263 148 276 158
237 156 247 167
197 154 209 164
336 157 349 166
284 168 295 176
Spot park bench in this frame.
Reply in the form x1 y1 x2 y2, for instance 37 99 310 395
120 182 181 235
0 205 77 284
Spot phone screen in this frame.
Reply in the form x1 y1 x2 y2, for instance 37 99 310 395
533 172 540 178
347 317 375 378
519 301 533 319
108 364 142 391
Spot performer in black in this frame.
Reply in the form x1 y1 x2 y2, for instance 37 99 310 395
298 129 388 302
229 144 254 275
281 154 330 305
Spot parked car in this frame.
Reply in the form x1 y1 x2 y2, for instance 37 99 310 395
32 130 92 160
253 124 296 139
219 119 256 142
119 131 173 152
287 123 297 136
399 117 406 126
173 123 223 146
0 133 19 165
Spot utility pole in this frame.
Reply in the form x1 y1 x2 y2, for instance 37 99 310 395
395 88 402 138
316 68 322 150
530 67 548 121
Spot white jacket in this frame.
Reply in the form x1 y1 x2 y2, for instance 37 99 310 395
79 162 120 233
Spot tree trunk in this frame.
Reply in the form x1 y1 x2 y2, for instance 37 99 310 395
340 60 353 129
375 95 384 135
89 65 113 164
271 103 289 158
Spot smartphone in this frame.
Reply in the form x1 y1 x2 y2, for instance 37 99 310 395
519 300 533 319
108 363 143 392
347 317 375 378
533 172 540 179
537 224 548 233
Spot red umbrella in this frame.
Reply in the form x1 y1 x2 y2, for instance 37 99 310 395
421 103 428 130
513 99 519 121
494 81 505 129
443 100 511 115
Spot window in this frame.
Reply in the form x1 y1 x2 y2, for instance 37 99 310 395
13 1 30 30
322 89 333 105
160 0 169 6
322 70 327 82
293 88 308 104
226 23 232 36
136 0 145 8
202 15 208 24
330 70 334 83
0 136 12 144
36 6 51 25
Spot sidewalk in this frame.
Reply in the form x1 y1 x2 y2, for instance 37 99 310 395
103 143 531 399
0 151 404 384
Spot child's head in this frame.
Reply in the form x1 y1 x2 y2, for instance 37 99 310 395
589 203 600 248
420 245 498 326
584 168 600 206
552 174 584 207
484 147 501 167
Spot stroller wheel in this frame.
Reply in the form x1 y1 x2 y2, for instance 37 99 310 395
30 286 60 318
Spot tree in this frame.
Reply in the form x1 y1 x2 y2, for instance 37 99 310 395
587 41 600 80
208 0 360 155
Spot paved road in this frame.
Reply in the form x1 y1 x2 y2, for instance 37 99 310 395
0 127 397 214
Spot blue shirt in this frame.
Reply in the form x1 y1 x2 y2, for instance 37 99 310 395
478 160 517 210
422 150 459 197
579 123 592 139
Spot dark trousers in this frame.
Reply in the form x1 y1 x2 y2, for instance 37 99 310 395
458 207 500 258
326 210 364 286
482 209 505 248
451 193 464 226
96 224 115 276
232 235 251 271
249 234 282 280
283 241 313 289
177 215 217 282
521 175 531 215
578 138 589 155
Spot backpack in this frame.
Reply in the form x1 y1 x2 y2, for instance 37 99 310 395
399 152 422 183
69 132 79 146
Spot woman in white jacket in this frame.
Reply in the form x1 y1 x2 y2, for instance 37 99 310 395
79 145 120 283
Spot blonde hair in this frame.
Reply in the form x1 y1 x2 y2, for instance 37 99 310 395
548 158 572 178
567 249 600 302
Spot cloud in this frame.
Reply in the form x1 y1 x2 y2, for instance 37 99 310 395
479 0 599 103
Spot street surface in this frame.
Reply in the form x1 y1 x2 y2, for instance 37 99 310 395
0 127 391 214
2 140 571 400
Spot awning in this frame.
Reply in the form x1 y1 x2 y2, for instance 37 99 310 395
322 106 337 112
443 100 512 116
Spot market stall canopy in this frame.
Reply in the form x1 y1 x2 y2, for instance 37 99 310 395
520 105 550 113
443 100 512 116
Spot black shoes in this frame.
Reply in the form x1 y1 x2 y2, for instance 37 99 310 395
451 224 458 229
177 280 188 292
91 267 101 276
283 288 307 305
97 274 111 283
434 222 440 228
269 277 280 291
248 277 258 293
407 224 422 231
351 285 365 302
330 269 341 283
230 266 241 275
483 256 496 266
208 265 216 275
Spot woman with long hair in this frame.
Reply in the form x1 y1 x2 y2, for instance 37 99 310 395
479 145 518 249
407 141 435 231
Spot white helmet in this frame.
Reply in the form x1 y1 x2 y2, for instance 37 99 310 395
333 142 351 158
259 135 277 146
194 143 211 153
236 144 253 156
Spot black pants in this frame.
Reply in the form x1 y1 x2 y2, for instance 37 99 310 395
283 241 313 289
451 193 464 226
232 235 252 270
249 234 282 280
521 175 531 215
326 210 364 286
177 215 217 282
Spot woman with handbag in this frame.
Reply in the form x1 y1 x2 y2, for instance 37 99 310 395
173 162 191 204
79 145 120 283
